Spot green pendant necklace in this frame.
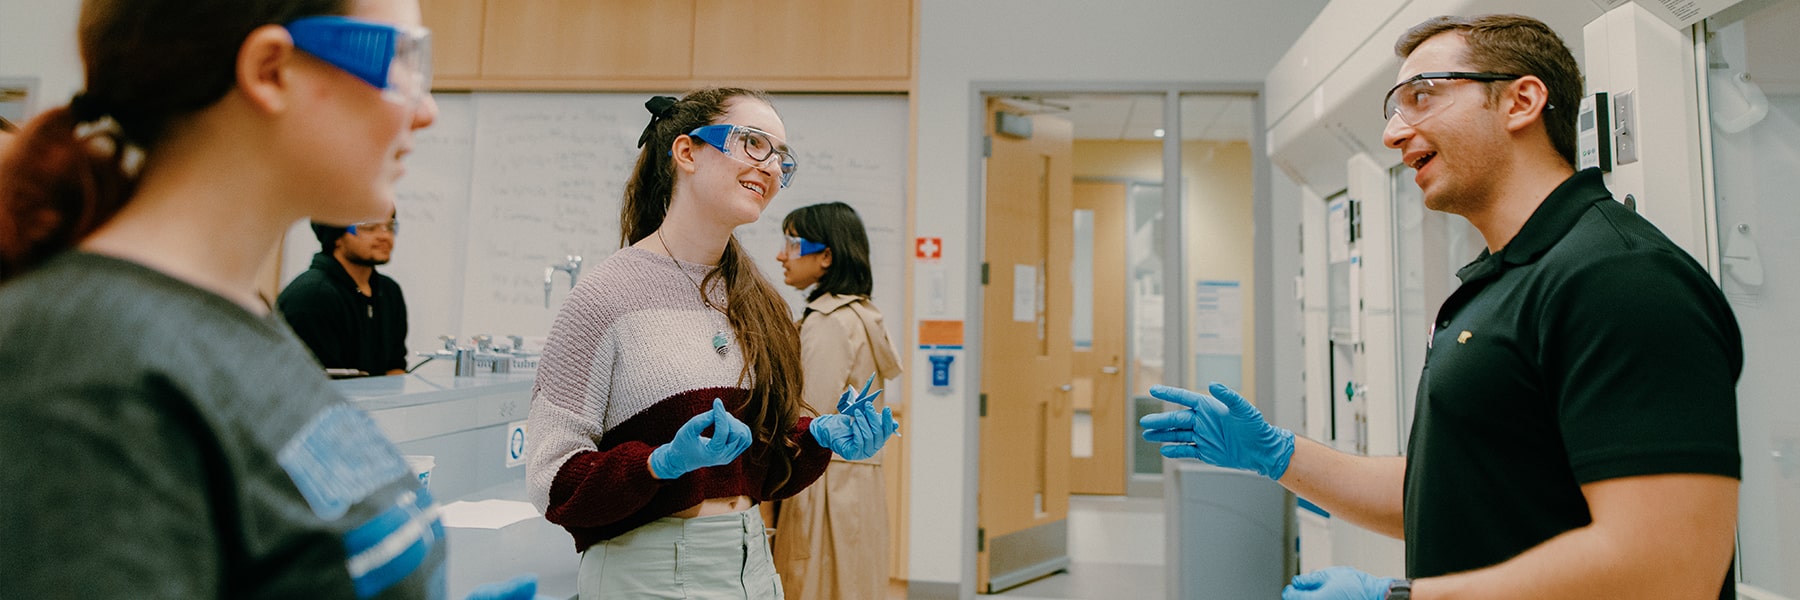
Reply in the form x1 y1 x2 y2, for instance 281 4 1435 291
659 230 730 356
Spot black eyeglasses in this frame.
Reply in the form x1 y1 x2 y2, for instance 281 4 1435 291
1382 71 1523 124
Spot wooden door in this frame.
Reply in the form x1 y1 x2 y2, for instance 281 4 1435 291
1069 181 1128 496
978 99 1074 592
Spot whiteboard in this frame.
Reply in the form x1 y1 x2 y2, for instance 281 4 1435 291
282 93 909 359
282 92 476 356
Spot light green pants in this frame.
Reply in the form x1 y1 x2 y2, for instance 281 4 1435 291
577 508 784 599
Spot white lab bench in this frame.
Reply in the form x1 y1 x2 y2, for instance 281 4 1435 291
335 363 579 599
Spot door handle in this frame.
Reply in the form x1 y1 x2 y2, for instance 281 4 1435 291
1100 366 1119 374
1059 384 1073 392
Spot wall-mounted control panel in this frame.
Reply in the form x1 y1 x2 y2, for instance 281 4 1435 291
1578 91 1612 172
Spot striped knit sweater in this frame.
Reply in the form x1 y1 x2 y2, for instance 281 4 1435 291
525 246 831 551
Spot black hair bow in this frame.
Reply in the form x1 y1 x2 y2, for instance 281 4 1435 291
636 95 680 148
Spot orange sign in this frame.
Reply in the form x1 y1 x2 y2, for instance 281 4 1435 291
918 319 964 348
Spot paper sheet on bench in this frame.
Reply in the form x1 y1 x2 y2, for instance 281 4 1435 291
439 499 541 529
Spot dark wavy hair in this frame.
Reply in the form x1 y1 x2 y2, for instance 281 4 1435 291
782 202 874 303
0 0 349 281
620 87 812 495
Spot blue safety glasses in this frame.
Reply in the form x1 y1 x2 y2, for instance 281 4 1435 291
784 235 826 257
286 16 433 108
687 124 798 189
348 219 398 236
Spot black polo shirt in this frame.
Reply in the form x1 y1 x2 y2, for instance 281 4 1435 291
277 252 409 375
1403 168 1740 598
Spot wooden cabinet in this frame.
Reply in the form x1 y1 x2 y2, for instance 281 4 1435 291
421 0 484 80
423 0 912 91
481 0 695 81
692 0 911 81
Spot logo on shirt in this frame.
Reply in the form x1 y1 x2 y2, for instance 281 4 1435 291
1458 330 1473 344
278 404 411 520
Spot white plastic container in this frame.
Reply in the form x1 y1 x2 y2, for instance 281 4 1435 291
404 455 435 489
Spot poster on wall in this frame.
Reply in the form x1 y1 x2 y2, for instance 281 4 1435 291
1195 280 1244 390
1193 280 1243 356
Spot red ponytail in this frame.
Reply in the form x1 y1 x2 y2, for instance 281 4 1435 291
0 107 138 282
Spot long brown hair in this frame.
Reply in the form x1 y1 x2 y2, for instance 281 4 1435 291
622 87 811 494
0 0 348 282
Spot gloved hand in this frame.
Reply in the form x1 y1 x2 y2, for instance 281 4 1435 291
837 373 880 413
464 573 539 600
812 379 899 460
650 399 753 479
1282 566 1395 600
1138 382 1296 480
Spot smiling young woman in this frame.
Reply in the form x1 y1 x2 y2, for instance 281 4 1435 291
525 88 898 599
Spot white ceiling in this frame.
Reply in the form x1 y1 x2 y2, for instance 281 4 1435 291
1009 93 1253 142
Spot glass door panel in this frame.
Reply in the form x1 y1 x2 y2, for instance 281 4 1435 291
1705 3 1800 595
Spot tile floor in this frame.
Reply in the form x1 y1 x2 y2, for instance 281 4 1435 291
991 494 1166 599
888 494 1168 599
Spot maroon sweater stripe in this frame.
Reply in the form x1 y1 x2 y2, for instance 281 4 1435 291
543 386 831 551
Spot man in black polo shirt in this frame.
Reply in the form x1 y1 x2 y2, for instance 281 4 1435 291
1142 14 1741 600
278 215 409 376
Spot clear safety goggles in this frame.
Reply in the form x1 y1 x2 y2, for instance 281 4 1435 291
1381 71 1521 125
784 235 826 257
287 16 433 108
348 219 399 235
687 124 798 189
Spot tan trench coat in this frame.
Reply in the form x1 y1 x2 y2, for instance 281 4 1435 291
772 293 902 600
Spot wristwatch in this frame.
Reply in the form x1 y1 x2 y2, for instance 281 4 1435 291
1384 579 1412 600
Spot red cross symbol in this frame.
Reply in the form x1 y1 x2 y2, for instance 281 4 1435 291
915 237 942 261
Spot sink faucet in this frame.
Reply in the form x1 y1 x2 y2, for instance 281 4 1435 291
545 255 583 308
409 335 478 376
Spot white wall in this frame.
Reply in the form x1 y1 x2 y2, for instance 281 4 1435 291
0 0 83 119
911 0 1326 592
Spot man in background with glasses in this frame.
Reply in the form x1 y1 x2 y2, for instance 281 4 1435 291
1143 14 1740 600
278 212 410 377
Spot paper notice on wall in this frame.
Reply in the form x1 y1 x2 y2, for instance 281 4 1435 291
1595 0 1744 29
1135 293 1164 367
1193 281 1244 356
1327 196 1350 264
1013 264 1038 322
1638 0 1740 28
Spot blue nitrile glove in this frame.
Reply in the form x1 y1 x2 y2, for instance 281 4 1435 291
1282 566 1395 600
1138 382 1296 480
811 380 899 460
812 404 900 461
838 373 879 413
650 399 753 479
464 573 538 600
